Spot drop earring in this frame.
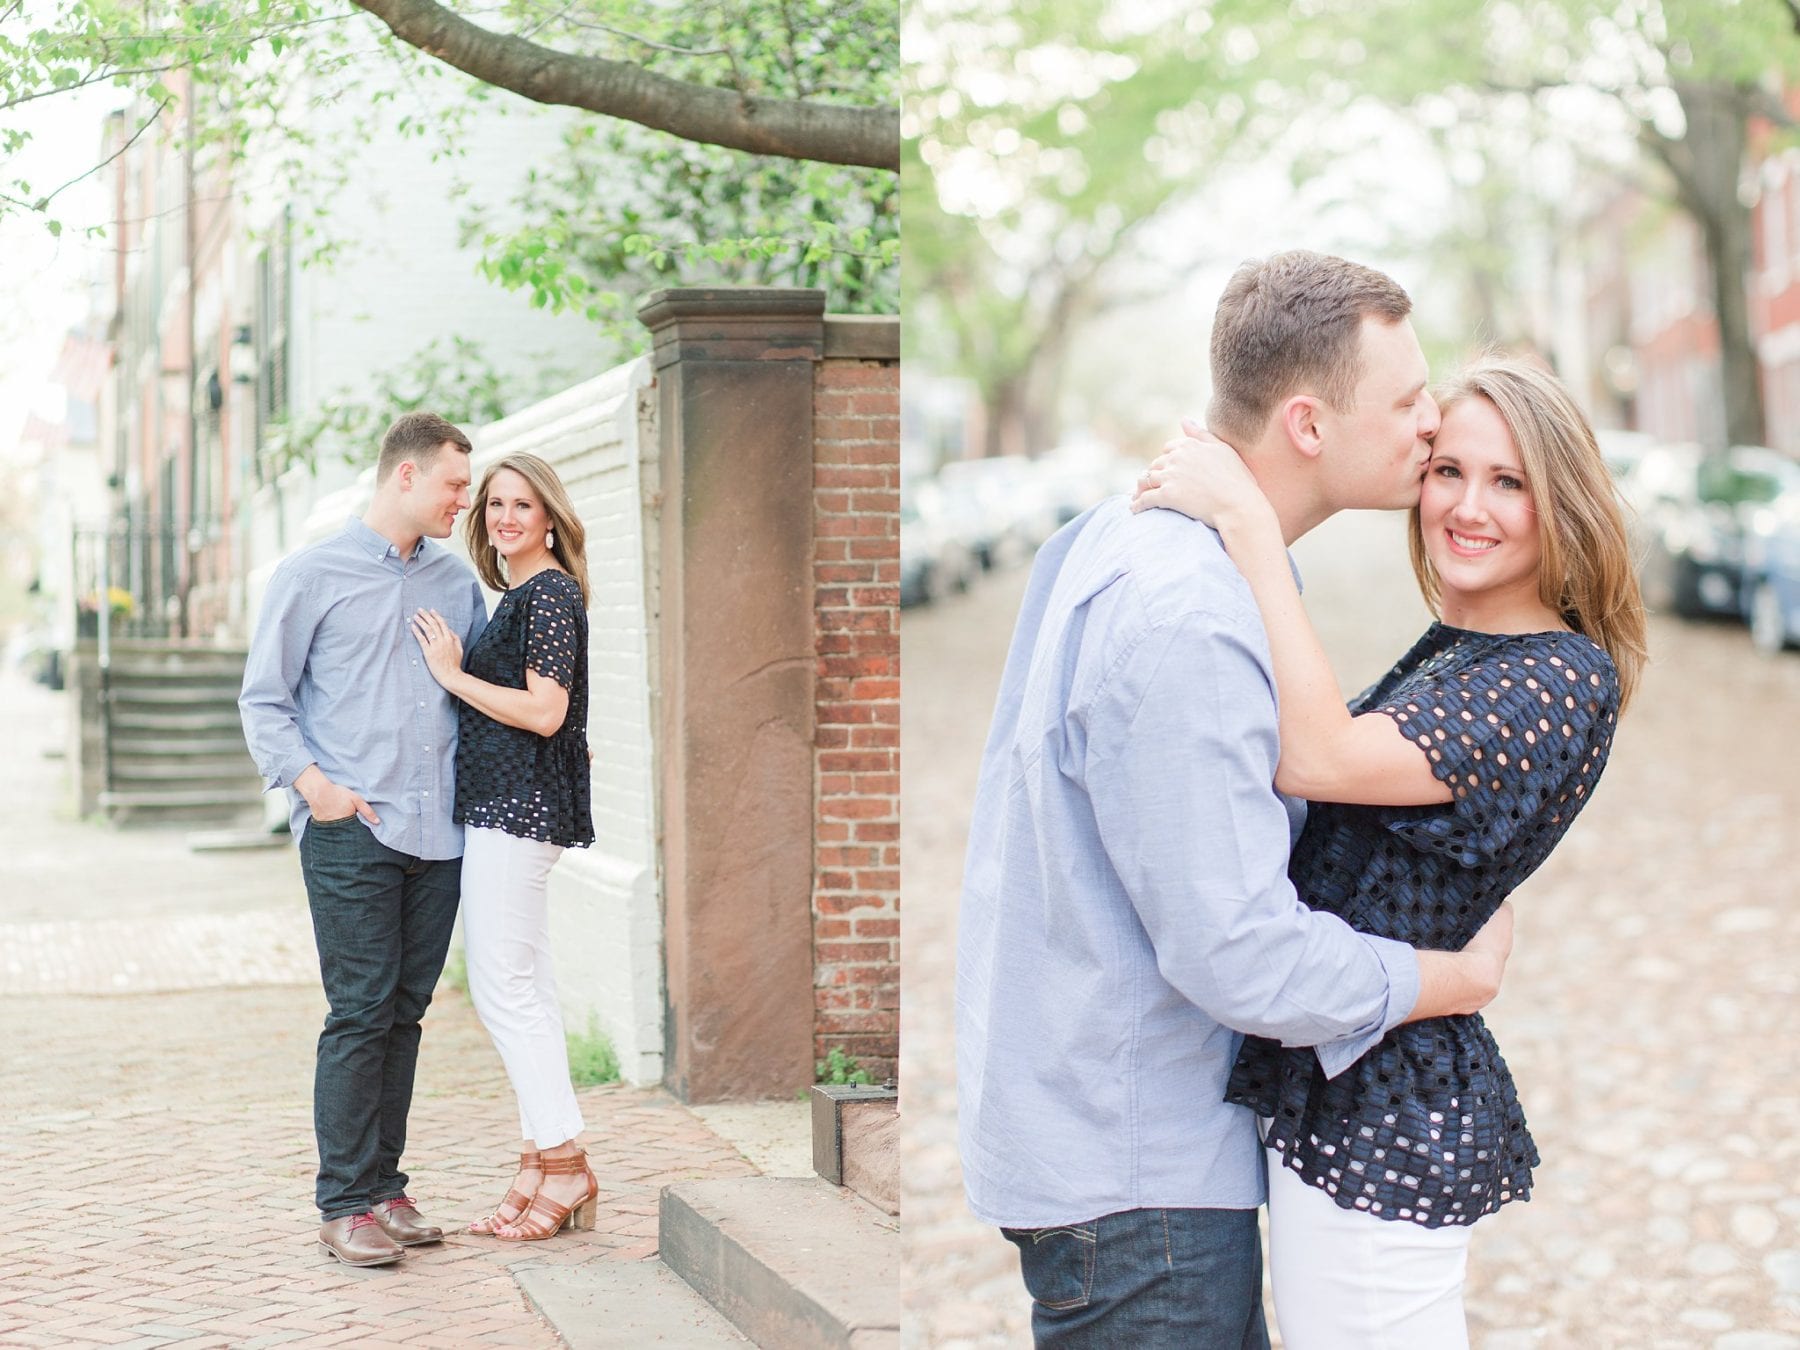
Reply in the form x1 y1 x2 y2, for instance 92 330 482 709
547 529 556 550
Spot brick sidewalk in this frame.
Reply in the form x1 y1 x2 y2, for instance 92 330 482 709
0 673 760 1347
0 991 759 1348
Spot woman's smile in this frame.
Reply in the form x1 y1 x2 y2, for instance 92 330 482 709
1444 528 1500 556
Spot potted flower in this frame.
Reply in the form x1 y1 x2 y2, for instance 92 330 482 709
76 586 136 637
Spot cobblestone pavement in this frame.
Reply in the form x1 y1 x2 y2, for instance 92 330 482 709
901 508 1800 1349
0 670 758 1348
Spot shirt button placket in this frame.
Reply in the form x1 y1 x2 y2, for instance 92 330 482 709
403 568 422 857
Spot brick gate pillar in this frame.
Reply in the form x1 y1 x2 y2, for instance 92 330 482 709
639 288 825 1103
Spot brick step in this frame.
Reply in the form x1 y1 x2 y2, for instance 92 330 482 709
98 787 263 811
108 759 260 784
659 1178 898 1349
108 734 252 757
97 789 264 828
105 684 244 706
513 1260 749 1349
103 806 266 829
105 657 248 680
110 708 246 734
93 648 250 662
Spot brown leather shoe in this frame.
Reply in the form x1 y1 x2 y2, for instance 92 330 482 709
372 1195 443 1246
318 1213 404 1266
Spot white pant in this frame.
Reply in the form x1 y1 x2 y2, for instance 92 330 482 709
460 826 585 1150
1266 1148 1473 1350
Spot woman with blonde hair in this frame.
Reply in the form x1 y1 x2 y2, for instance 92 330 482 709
1132 356 1646 1346
409 450 598 1242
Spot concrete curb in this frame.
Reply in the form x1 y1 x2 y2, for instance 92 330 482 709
659 1177 900 1349
514 1259 750 1348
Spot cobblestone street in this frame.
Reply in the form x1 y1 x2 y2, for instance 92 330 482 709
0 671 761 1348
901 508 1800 1348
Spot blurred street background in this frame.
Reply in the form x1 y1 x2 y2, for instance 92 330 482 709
901 0 1800 650
902 0 1800 1344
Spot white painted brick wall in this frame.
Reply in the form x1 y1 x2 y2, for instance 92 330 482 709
269 354 666 1086
469 358 664 1087
284 84 611 427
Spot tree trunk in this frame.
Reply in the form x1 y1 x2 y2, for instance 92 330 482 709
1703 205 1764 448
1015 327 1073 457
986 375 1030 460
1662 82 1766 448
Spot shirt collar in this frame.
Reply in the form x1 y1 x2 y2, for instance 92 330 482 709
345 515 428 563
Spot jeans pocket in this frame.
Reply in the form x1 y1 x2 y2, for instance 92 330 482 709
300 813 369 869
1002 1222 1097 1312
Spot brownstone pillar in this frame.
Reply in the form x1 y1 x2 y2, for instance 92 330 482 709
639 288 825 1103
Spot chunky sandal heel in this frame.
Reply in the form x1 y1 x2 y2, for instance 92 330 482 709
496 1148 598 1242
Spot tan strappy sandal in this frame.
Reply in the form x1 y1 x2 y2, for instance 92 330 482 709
467 1150 543 1236
494 1149 597 1242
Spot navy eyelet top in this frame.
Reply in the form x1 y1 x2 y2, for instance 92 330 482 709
1225 622 1621 1227
453 569 594 849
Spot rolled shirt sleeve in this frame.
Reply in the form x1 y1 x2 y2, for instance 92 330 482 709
1083 609 1419 1076
239 561 320 792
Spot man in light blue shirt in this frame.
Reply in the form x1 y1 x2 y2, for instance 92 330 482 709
241 412 487 1267
958 253 1515 1345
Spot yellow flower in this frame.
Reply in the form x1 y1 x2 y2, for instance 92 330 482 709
82 589 136 616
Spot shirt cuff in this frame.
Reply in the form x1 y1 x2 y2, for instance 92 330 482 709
272 752 316 792
1313 934 1419 1081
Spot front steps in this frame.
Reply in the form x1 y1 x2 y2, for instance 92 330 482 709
520 1087 901 1349
513 1259 750 1348
69 643 265 827
659 1177 899 1349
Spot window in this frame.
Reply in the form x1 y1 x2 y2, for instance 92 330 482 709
254 210 292 481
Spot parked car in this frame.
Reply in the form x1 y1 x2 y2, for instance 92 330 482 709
1742 484 1800 653
900 494 978 608
1036 438 1142 525
937 455 1061 564
913 477 1000 573
1630 442 1800 619
3 625 63 690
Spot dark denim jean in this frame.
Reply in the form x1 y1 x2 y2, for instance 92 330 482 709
297 815 461 1220
1003 1207 1270 1349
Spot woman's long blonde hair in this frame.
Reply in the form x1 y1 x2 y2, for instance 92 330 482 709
464 452 591 605
1409 357 1647 712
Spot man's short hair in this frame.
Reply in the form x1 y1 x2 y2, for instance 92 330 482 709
376 411 473 483
1209 251 1413 443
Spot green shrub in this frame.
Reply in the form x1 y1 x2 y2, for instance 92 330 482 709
567 1016 622 1087
815 1046 874 1086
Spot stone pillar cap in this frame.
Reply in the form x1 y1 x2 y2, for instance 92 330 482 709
638 288 827 329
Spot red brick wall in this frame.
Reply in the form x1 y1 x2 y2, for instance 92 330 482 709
812 342 901 1085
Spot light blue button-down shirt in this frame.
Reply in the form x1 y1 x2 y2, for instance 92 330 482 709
239 517 488 859
956 498 1421 1229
